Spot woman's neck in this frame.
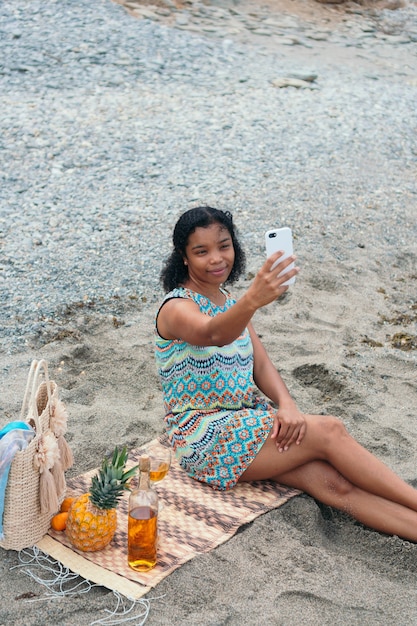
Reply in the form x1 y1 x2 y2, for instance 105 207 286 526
182 279 226 306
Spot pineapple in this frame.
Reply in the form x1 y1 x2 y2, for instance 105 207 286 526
66 446 137 552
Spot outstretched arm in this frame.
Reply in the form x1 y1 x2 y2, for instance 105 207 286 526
157 251 298 347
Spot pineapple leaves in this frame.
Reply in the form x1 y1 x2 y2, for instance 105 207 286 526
89 446 139 510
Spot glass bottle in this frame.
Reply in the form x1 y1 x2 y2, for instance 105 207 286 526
128 454 158 571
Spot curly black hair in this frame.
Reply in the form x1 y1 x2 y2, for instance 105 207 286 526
160 206 246 292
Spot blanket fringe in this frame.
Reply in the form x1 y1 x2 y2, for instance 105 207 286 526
13 546 95 596
90 592 153 625
12 547 159 625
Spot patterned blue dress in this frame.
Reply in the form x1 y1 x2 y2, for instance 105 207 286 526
155 288 275 490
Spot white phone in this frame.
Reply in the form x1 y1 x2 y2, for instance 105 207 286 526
265 227 296 286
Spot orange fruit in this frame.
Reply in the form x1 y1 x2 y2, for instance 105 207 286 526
60 497 75 513
50 511 69 531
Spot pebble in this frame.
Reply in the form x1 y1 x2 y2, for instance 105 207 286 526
0 0 416 354
270 77 319 89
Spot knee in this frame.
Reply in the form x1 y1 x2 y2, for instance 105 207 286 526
325 470 354 499
318 414 349 445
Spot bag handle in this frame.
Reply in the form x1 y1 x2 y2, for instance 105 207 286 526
20 360 38 421
20 359 52 433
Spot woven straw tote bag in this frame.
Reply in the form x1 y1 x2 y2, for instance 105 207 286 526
0 360 73 551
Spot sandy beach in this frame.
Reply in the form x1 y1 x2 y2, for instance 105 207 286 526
1 0 417 623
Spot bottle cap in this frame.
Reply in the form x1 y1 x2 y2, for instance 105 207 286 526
139 454 151 473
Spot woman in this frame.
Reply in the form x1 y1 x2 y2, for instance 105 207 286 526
155 206 417 541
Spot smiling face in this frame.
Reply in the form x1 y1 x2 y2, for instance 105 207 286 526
183 222 235 292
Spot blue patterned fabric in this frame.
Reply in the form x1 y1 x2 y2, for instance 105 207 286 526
155 288 275 490
0 426 35 539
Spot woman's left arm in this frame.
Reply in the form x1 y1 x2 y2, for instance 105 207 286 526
248 323 306 451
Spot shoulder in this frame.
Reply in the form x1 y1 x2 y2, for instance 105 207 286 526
163 287 188 300
158 287 200 311
156 289 200 340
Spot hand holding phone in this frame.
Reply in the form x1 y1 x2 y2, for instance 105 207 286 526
265 227 296 286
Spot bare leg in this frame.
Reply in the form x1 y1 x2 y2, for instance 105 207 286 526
272 460 417 541
240 414 417 513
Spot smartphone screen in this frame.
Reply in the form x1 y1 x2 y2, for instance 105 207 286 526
265 227 296 286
